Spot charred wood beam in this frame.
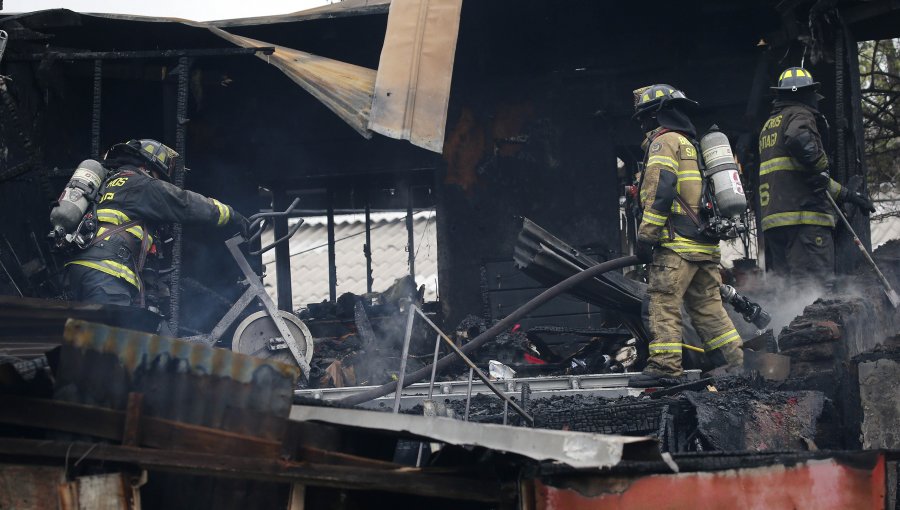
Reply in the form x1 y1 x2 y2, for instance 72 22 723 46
6 47 274 61
327 189 337 303
274 189 293 312
168 56 190 334
0 438 503 502
90 59 101 159
0 394 281 458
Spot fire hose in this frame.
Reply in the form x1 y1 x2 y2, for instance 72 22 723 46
339 255 640 406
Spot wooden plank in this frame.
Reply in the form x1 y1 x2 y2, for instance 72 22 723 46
0 464 66 510
0 438 501 503
122 393 143 447
0 395 280 458
294 445 402 470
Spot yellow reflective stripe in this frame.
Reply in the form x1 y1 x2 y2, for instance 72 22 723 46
706 329 741 350
649 342 683 353
814 155 829 170
761 211 835 231
66 259 140 289
827 180 843 197
660 234 720 254
648 155 678 171
759 157 802 176
211 199 229 226
643 210 667 226
661 244 721 255
96 209 131 225
97 225 153 247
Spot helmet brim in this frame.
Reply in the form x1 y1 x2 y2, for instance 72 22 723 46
770 81 820 91
632 97 699 119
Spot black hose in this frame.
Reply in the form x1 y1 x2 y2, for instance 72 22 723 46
338 255 640 406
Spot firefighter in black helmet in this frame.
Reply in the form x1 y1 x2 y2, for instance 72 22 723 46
758 67 875 288
628 85 743 388
64 139 249 307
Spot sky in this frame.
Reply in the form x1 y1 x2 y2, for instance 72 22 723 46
3 0 332 21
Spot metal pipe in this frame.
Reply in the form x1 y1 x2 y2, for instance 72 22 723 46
365 194 373 294
413 307 533 425
463 368 474 421
392 305 417 414
426 334 441 399
326 189 337 303
0 258 23 297
825 192 900 307
338 256 639 406
406 185 415 281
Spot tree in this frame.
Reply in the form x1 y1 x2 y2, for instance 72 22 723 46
858 39 900 221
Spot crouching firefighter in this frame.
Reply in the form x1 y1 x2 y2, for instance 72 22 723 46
54 139 249 307
628 85 743 388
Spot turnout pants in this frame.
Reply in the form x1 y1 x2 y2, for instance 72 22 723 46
764 225 835 289
645 248 743 376
65 264 136 306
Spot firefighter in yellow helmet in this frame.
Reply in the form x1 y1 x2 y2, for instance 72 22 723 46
628 85 744 388
759 67 875 288
64 139 249 307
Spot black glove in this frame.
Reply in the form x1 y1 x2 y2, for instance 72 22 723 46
846 191 876 214
635 239 655 264
231 210 251 238
807 171 831 194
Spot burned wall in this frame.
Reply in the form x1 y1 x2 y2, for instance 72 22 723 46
434 0 779 327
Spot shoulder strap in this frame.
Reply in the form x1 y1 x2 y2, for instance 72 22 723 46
674 193 704 229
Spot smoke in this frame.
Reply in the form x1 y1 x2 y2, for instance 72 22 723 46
737 272 828 341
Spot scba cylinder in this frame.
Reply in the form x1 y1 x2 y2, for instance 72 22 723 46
49 159 108 239
700 130 747 218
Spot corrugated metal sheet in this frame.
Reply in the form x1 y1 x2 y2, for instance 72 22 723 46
368 0 462 153
55 319 298 440
211 27 377 139
0 296 161 359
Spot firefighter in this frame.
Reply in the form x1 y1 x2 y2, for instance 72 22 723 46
628 85 744 387
65 139 249 307
759 67 875 288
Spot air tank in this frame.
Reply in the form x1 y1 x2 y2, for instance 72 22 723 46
49 159 108 241
699 128 747 218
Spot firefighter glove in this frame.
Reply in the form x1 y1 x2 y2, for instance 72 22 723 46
846 191 876 214
635 239 655 263
231 211 251 238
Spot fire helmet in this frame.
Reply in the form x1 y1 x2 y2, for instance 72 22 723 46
632 84 698 119
771 67 819 92
105 139 178 181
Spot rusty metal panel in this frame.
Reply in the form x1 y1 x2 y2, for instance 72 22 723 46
211 27 376 139
368 0 463 153
0 464 66 510
55 319 298 440
531 453 887 510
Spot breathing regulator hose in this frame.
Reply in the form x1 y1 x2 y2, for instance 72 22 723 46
338 255 640 406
